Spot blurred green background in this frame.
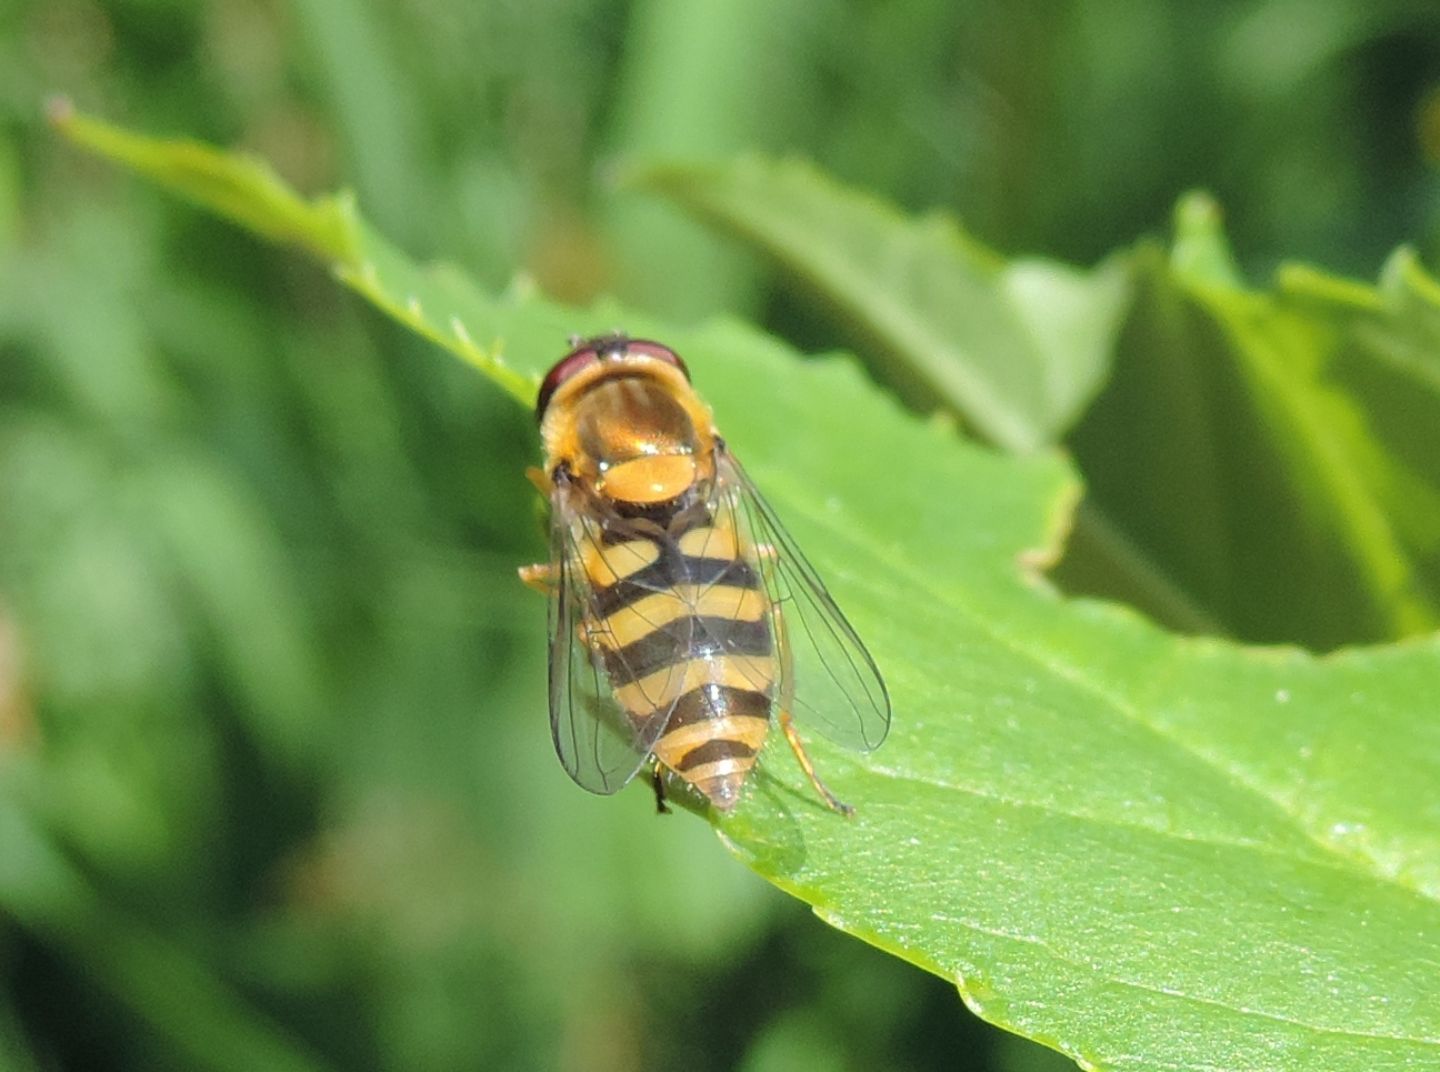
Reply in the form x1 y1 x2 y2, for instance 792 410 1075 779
2 2 1439 1070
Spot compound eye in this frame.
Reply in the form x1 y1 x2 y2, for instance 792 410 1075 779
623 339 691 382
536 337 693 421
536 344 601 422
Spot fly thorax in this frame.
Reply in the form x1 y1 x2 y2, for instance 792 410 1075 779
576 378 701 505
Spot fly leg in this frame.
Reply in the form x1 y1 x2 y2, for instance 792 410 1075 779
519 560 602 652
778 710 852 816
650 765 672 815
768 568 854 816
519 467 559 593
517 562 556 594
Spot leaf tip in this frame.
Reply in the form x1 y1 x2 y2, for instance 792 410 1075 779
1174 188 1222 227
1171 189 1243 288
1379 243 1419 284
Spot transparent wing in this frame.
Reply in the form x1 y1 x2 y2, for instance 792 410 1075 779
715 446 891 751
547 486 674 794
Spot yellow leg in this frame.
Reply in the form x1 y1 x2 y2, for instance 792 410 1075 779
768 564 853 816
520 470 558 594
779 710 853 816
748 538 846 818
518 562 556 594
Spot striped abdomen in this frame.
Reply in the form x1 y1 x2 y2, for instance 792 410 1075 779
581 517 774 809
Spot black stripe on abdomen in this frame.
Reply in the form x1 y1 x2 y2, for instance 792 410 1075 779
601 618 771 683
662 683 772 728
592 554 760 616
675 737 757 771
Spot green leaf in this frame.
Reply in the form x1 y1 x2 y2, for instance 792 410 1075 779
57 113 1440 1072
632 156 1133 452
1068 206 1440 650
1278 249 1440 596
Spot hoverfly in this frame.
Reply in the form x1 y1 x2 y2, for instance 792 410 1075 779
519 335 889 813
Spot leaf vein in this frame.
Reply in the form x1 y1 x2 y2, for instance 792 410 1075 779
863 762 1349 875
932 914 1440 1048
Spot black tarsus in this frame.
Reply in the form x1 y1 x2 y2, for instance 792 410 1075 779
651 767 672 815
